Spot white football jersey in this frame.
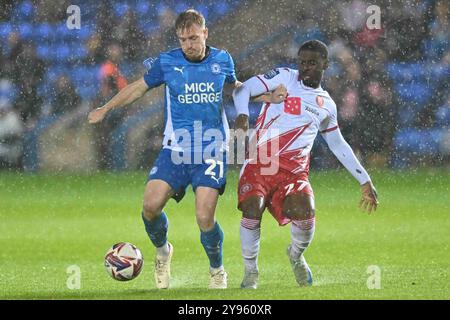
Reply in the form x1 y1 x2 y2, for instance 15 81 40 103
248 68 339 173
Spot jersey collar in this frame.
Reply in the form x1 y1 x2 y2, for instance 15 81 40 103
182 46 211 63
299 79 323 91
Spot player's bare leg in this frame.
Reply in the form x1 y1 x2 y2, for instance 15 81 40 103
142 179 174 289
283 193 315 286
143 179 174 220
195 186 227 289
239 195 265 289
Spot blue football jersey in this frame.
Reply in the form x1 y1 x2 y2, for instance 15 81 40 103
143 47 236 154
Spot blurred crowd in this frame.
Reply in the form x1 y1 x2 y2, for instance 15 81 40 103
0 1 181 168
0 0 448 169
274 0 449 167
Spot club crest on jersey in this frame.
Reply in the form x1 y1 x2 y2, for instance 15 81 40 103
240 183 253 194
263 69 280 79
211 63 221 74
143 57 155 70
316 96 324 107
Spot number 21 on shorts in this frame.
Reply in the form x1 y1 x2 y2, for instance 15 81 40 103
205 159 224 182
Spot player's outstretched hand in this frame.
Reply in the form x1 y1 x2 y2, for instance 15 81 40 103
88 107 108 124
360 181 379 214
269 84 288 104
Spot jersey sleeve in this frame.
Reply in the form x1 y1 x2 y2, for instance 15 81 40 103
143 56 164 89
321 127 371 185
319 99 339 133
232 68 290 116
253 68 291 93
225 52 237 84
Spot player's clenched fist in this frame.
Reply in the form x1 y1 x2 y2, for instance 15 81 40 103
269 84 288 104
88 107 108 124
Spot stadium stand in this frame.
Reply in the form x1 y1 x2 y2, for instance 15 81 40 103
0 0 448 171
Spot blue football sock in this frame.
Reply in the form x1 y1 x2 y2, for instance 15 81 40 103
200 222 224 269
142 211 168 248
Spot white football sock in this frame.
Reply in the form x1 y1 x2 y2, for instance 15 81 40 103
290 217 315 260
210 265 224 274
240 217 261 272
156 242 170 258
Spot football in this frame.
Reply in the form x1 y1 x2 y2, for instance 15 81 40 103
104 242 144 281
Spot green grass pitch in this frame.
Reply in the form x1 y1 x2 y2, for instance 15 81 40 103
0 168 449 300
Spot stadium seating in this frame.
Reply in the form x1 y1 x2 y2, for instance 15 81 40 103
35 23 54 41
18 22 33 40
395 82 433 106
1 0 447 171
113 3 131 17
387 62 430 82
11 0 34 22
0 22 13 39
0 79 17 103
394 128 442 155
36 44 54 62
423 38 450 61
436 106 450 127
392 127 445 168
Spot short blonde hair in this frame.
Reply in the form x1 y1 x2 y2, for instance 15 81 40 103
175 9 205 31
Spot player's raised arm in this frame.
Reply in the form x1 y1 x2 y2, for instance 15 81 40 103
253 84 288 104
232 78 261 132
88 78 150 124
321 127 379 213
232 69 290 132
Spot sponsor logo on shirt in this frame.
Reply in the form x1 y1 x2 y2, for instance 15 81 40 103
263 69 280 79
174 66 185 74
178 82 221 104
284 97 301 115
305 106 319 116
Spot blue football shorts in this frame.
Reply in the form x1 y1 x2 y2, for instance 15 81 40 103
147 148 227 202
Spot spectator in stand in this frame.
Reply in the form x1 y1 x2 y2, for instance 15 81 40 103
435 93 450 128
11 43 46 125
99 43 128 99
3 32 25 78
335 0 368 40
113 9 147 61
96 3 115 46
0 98 24 168
35 0 70 23
51 75 81 116
146 8 178 57
92 42 128 170
358 47 395 166
384 0 429 61
83 33 105 66
325 40 362 151
429 0 449 48
0 0 14 21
